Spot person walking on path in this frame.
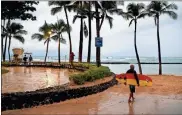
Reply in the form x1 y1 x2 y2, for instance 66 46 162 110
70 52 75 66
126 64 140 102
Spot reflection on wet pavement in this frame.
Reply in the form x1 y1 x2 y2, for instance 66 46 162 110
97 93 182 114
2 91 182 115
2 67 71 93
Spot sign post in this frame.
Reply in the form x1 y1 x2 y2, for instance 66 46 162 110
95 37 103 47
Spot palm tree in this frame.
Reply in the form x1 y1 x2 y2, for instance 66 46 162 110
147 1 178 75
93 1 123 67
51 19 71 64
87 1 92 63
31 21 52 62
72 1 88 62
48 1 73 62
3 22 27 61
2 19 11 62
119 3 148 74
68 1 93 63
1 19 6 60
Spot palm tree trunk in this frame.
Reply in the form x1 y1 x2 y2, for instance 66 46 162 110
157 16 162 75
95 2 101 67
8 35 11 62
58 34 61 64
2 19 5 60
78 18 83 63
87 1 92 63
44 39 50 63
3 18 10 62
78 2 83 63
134 19 142 74
63 6 72 62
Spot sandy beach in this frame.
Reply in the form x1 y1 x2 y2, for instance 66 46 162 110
2 75 182 115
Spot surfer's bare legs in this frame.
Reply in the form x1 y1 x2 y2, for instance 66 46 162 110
128 93 132 102
129 93 136 102
132 93 135 101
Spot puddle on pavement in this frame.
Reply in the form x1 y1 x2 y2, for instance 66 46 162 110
96 92 182 114
2 67 72 93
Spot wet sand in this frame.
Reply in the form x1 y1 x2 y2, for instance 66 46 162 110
2 67 74 93
2 75 182 114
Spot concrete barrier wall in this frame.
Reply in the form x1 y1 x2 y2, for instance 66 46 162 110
2 75 116 111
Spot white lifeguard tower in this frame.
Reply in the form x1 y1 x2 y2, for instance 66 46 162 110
12 48 24 62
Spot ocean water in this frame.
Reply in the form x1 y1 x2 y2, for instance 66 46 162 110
31 56 182 63
9 56 182 75
103 64 182 76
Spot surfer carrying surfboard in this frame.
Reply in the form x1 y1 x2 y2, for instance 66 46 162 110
126 64 140 102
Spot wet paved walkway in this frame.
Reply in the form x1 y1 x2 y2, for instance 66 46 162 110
2 70 182 114
2 67 70 93
2 85 182 115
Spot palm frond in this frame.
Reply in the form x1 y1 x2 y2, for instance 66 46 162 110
161 3 178 12
137 11 149 19
127 3 135 12
60 38 66 44
161 10 177 19
83 21 88 38
108 8 123 15
51 35 59 41
15 30 27 35
105 14 113 29
101 1 117 10
51 7 63 15
120 12 134 20
31 33 44 41
44 39 48 45
1 25 7 32
62 24 72 33
137 3 145 11
48 1 60 6
129 19 134 27
39 21 52 33
13 35 25 44
73 15 80 23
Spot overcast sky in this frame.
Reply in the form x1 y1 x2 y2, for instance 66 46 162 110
10 1 182 58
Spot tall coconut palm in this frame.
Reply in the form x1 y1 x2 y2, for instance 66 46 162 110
1 19 6 60
72 1 88 62
147 1 178 75
87 1 92 63
69 1 93 63
51 19 71 64
48 1 73 62
3 22 27 61
93 1 123 67
2 19 10 62
119 3 148 74
31 21 52 62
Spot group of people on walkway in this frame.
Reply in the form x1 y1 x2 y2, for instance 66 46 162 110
22 52 75 65
23 55 33 65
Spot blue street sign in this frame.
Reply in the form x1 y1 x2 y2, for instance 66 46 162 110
95 37 103 47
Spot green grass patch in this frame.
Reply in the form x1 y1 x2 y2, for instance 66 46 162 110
1 61 11 65
69 65 112 85
2 69 9 74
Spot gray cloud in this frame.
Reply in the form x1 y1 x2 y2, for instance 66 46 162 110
9 1 182 58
